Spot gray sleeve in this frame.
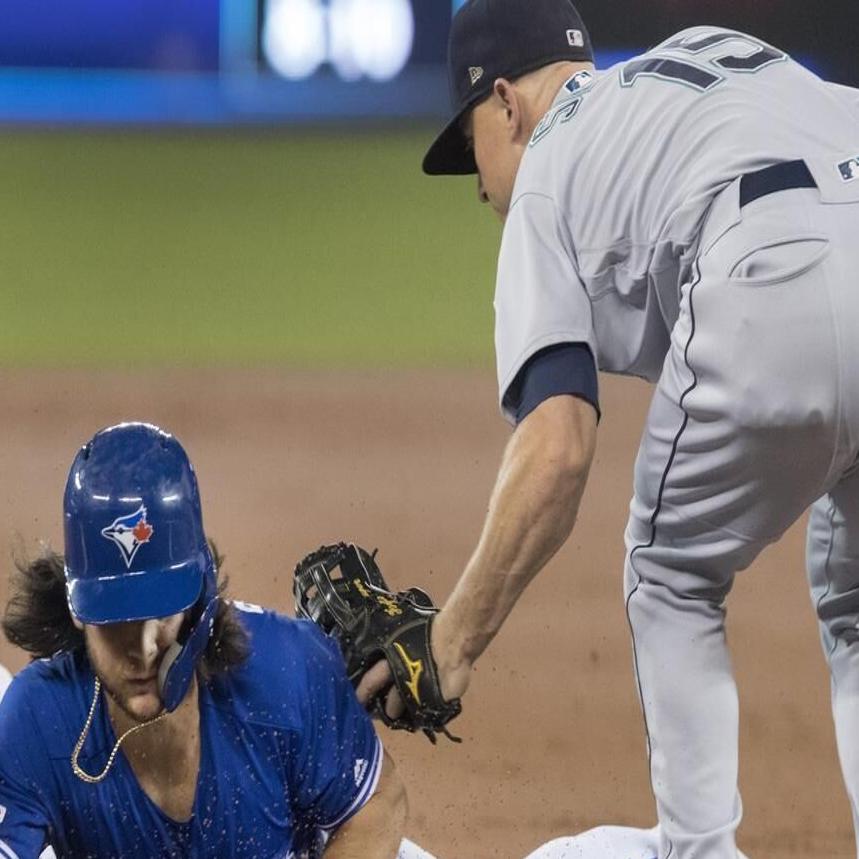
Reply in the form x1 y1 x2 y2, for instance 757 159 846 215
494 192 596 424
827 82 859 112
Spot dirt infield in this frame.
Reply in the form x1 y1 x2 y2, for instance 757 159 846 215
0 369 851 858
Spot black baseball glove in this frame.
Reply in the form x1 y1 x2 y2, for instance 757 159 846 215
293 542 461 743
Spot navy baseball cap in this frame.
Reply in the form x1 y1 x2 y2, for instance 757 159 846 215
423 0 593 176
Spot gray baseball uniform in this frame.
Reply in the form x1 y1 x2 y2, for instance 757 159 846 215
495 27 859 858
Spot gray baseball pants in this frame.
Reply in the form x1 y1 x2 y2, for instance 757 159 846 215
625 175 859 859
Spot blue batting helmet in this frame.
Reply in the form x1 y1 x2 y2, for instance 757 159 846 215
64 422 215 626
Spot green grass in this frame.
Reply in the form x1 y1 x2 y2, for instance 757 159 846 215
0 128 501 367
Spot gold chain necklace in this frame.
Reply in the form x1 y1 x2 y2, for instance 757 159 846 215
71 677 168 784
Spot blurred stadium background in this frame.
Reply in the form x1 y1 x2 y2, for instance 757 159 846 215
1 0 856 368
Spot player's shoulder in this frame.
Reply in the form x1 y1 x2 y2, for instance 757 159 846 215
655 24 732 43
0 650 87 752
646 25 774 52
1 649 83 704
210 601 344 726
513 67 612 207
230 599 336 659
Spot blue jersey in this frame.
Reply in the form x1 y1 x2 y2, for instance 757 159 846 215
0 605 382 859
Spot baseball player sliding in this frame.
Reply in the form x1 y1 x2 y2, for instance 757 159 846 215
0 658 732 859
0 422 425 858
0 429 690 859
0 650 691 859
359 0 859 856
0 656 687 859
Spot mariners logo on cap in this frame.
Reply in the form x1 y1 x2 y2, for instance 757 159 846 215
101 505 154 568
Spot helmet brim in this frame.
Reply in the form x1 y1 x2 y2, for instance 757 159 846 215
66 553 207 625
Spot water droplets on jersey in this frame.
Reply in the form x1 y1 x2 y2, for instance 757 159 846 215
100 505 154 568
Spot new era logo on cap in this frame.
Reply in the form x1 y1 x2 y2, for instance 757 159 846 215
468 66 484 86
567 29 584 47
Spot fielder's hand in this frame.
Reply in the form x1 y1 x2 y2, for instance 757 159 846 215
355 611 473 720
293 542 463 743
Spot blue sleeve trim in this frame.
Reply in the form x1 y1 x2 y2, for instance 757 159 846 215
503 343 600 425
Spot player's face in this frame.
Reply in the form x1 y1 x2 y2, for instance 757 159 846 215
83 613 185 722
465 96 524 220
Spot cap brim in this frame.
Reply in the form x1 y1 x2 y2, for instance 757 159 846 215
66 556 205 624
422 107 478 176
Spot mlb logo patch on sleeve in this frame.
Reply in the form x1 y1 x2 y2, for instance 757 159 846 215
837 156 859 182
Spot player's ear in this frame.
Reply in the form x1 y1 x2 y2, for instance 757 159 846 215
71 616 84 632
493 78 522 141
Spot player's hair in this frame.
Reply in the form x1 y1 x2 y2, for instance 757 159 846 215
2 543 249 677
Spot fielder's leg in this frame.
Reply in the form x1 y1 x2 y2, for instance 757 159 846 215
626 184 850 858
808 464 859 855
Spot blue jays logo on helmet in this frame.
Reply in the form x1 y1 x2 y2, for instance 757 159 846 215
101 504 154 568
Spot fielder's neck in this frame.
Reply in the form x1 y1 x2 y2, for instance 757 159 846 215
517 60 595 135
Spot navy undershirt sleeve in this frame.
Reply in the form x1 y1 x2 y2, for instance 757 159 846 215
503 343 600 426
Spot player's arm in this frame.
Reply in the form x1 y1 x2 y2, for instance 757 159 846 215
433 390 597 700
0 796 53 854
291 624 407 853
324 750 406 859
357 189 601 716
429 187 601 701
0 687 56 859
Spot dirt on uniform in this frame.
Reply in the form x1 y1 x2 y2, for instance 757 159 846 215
0 369 850 858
